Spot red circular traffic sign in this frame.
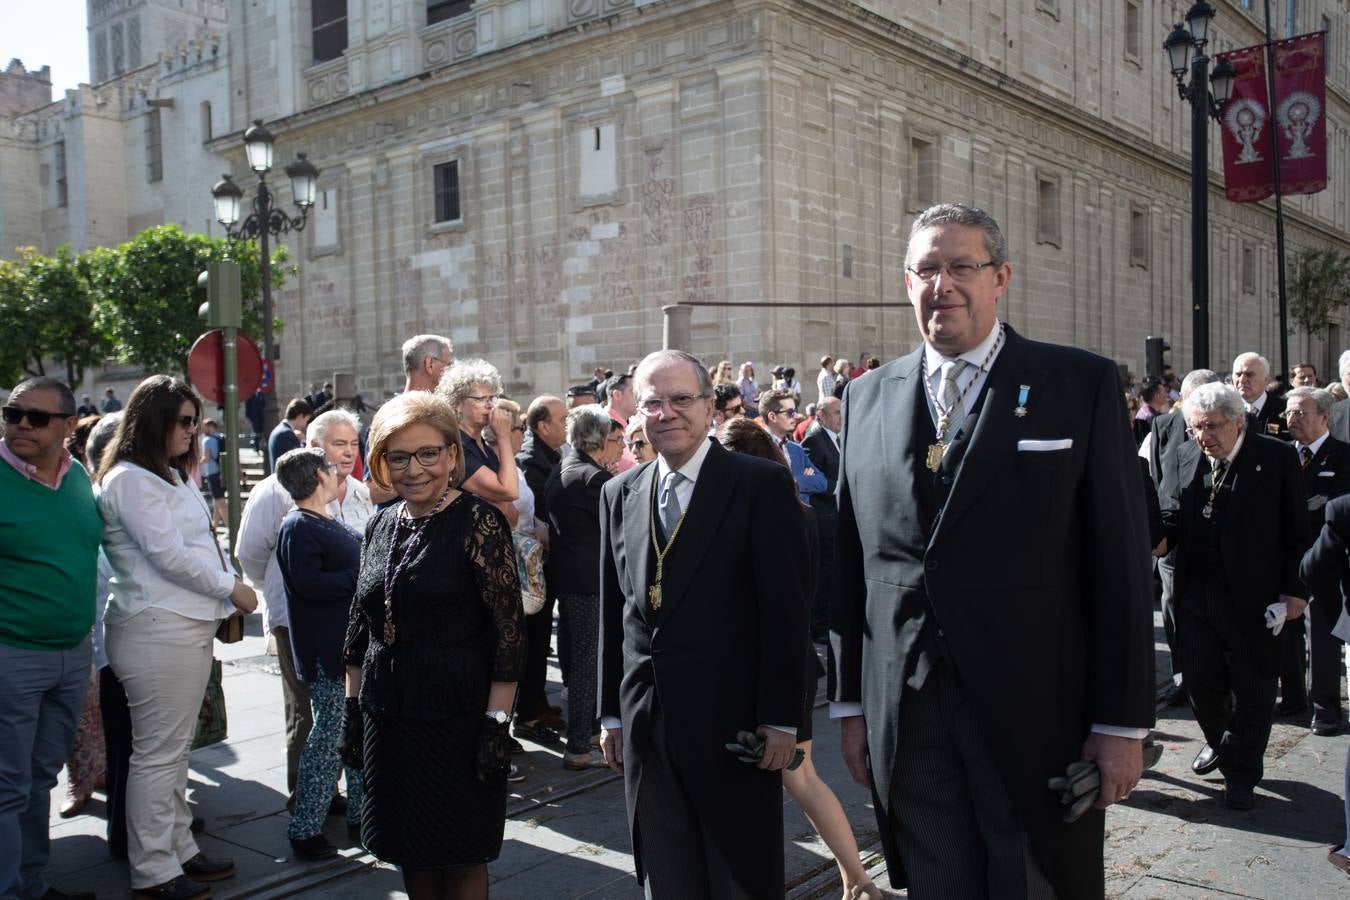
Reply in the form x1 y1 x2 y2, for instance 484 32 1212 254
187 330 264 406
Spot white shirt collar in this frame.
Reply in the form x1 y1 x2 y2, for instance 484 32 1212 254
656 434 714 486
1219 431 1246 465
1246 392 1267 414
923 319 1003 379
1300 432 1329 456
822 424 841 443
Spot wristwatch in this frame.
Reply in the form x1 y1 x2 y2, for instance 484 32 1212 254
485 709 509 725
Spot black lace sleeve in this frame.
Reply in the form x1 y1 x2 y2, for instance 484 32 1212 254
343 589 368 668
466 499 525 682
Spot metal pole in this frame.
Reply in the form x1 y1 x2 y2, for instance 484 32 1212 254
1190 52 1211 370
258 179 279 442
222 324 241 557
1263 0 1291 381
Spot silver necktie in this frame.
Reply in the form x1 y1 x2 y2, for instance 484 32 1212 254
659 471 683 538
939 359 970 437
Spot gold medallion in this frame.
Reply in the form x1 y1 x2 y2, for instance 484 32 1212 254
925 442 945 473
648 583 663 610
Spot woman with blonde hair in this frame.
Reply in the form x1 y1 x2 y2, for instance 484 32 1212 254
341 391 524 900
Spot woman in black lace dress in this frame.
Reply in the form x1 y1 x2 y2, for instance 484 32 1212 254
340 391 524 900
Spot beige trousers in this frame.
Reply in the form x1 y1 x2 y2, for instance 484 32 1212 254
106 608 218 888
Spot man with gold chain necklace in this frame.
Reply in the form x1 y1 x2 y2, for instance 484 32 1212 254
597 349 810 898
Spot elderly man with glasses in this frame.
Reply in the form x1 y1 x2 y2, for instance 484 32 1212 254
0 377 103 900
758 387 826 504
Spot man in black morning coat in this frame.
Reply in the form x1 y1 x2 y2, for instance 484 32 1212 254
1163 382 1309 810
830 204 1155 899
597 349 809 898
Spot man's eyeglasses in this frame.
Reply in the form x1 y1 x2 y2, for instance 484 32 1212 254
770 407 799 419
1 406 70 429
627 439 648 451
386 445 448 471
638 393 709 415
722 404 744 416
176 415 200 430
1282 409 1312 421
905 260 997 282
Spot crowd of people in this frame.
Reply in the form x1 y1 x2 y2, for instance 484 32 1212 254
4 201 1350 899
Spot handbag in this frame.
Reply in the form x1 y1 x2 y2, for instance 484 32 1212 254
199 490 244 644
191 658 228 749
512 531 547 616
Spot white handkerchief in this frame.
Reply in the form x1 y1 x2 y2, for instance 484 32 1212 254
1333 606 1350 644
1319 471 1336 477
1264 601 1288 636
1017 438 1073 452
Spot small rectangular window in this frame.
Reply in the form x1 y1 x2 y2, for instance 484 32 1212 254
1037 174 1061 246
1242 243 1256 294
909 135 937 211
145 110 163 183
433 160 461 223
1129 204 1149 268
1124 0 1141 60
578 123 618 198
55 141 68 208
312 0 348 63
427 0 471 25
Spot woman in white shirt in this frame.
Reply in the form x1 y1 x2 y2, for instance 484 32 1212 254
96 376 257 900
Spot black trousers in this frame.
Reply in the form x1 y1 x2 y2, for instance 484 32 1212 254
810 510 836 638
516 596 557 721
98 665 133 858
888 661 1057 899
1178 605 1277 789
1310 595 1346 727
633 713 768 900
1277 616 1308 707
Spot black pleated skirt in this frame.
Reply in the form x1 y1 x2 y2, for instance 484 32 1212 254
360 709 507 868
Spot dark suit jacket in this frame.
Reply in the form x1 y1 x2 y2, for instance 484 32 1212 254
542 447 609 595
1148 409 1189 509
1248 392 1290 441
1301 436 1350 539
516 430 561 523
801 424 841 520
1163 433 1309 676
830 326 1155 899
1301 493 1350 618
267 421 301 473
597 440 809 894
1332 399 1350 444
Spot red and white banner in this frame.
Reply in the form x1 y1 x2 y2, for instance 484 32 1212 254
1272 32 1328 197
1217 32 1327 203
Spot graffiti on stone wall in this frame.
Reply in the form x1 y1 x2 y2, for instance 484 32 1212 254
642 141 673 247
394 257 422 335
482 242 562 316
682 194 716 305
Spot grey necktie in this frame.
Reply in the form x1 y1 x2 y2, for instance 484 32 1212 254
939 359 970 436
659 471 683 539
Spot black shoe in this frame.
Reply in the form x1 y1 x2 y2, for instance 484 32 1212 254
507 736 526 756
181 852 234 882
507 763 525 783
327 794 348 817
289 835 339 861
346 822 362 844
43 889 96 900
512 719 562 745
1192 743 1220 775
1277 699 1309 717
1314 721 1344 737
1224 783 1257 810
190 816 205 834
132 875 210 900
1161 682 1188 707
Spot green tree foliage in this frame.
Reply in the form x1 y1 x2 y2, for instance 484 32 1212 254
0 246 106 388
1289 248 1350 338
89 225 293 376
0 259 41 386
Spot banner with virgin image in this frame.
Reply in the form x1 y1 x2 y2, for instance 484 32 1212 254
1217 33 1326 203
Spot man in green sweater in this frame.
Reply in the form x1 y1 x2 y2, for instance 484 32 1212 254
0 376 103 900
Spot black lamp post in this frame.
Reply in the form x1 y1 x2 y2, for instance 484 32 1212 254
210 119 319 440
1163 1 1237 370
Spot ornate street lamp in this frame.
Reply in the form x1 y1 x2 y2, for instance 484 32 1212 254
211 119 319 440
1162 2 1235 370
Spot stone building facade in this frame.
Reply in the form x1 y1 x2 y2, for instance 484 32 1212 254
209 0 1350 401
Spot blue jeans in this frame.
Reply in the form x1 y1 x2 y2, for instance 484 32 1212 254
288 667 363 841
0 638 92 900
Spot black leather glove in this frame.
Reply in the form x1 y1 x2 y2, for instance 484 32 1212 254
338 697 364 770
475 718 513 785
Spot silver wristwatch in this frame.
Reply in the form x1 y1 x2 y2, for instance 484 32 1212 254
485 709 509 725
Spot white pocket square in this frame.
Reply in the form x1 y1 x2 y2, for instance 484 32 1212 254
1319 471 1336 477
1017 438 1073 452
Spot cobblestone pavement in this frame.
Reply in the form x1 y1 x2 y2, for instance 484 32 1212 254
43 613 1350 898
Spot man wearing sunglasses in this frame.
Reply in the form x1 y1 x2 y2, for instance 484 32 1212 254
758 388 826 505
0 377 103 900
